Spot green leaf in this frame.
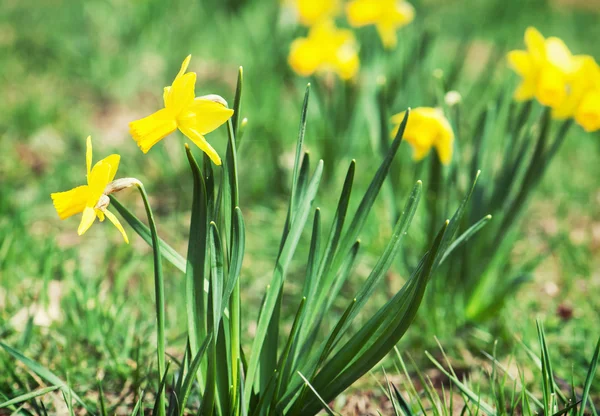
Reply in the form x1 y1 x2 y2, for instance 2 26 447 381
244 160 323 401
578 336 600 416
184 145 209 361
178 334 212 416
0 342 93 413
297 372 337 416
440 214 492 264
426 352 495 416
109 196 186 273
0 386 60 410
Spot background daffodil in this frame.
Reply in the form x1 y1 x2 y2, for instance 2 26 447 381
288 20 359 80
51 136 129 243
292 0 339 26
346 0 415 49
129 55 234 165
507 27 582 109
391 107 454 165
553 56 600 132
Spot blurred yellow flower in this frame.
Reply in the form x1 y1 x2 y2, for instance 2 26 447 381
293 0 339 26
129 55 234 166
346 0 415 49
288 20 359 80
507 27 582 109
51 136 129 243
554 56 600 132
391 107 454 165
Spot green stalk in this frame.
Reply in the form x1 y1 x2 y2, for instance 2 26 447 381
135 181 166 416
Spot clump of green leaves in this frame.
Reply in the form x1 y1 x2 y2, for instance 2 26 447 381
0 68 483 414
385 323 599 416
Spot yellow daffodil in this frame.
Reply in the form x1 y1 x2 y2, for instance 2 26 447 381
554 56 600 132
129 55 234 166
346 0 415 49
288 20 359 80
391 107 454 165
51 136 129 243
292 0 340 26
507 27 582 109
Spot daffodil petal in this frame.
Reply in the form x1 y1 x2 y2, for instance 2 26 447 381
104 209 129 244
88 160 112 204
289 38 322 77
545 37 573 72
165 72 197 114
507 50 534 77
514 80 536 101
346 0 381 27
179 126 222 166
178 98 234 135
78 206 97 236
86 136 92 178
376 24 397 49
51 186 90 220
163 86 171 108
99 154 120 183
129 108 178 153
525 27 545 62
176 55 192 80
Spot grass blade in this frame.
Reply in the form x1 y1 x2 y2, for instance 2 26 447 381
0 342 93 413
0 386 60 410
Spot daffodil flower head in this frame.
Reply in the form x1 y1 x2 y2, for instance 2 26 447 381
51 136 129 243
288 20 359 80
293 0 340 26
552 55 600 132
390 107 454 165
346 0 415 49
508 27 582 109
129 55 234 165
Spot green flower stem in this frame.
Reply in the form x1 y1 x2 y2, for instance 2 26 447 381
135 181 166 416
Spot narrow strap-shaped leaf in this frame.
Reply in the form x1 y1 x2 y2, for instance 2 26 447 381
290 84 311 219
152 362 171 416
0 342 93 413
244 161 323 402
109 196 186 273
392 383 414 416
221 207 245 308
270 297 307 411
297 372 337 416
300 222 447 413
326 180 422 345
426 352 496 416
0 386 60 410
232 66 243 140
440 214 492 264
184 145 209 359
178 334 212 416
578 336 600 416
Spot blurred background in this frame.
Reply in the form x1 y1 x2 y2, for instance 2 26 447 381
0 0 599 411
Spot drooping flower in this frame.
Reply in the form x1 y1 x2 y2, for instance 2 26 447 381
346 0 415 49
51 136 129 243
288 20 359 80
129 55 234 165
507 27 582 109
391 107 454 165
554 56 600 132
292 0 340 26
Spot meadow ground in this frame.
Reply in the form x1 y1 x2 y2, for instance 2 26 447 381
0 0 599 414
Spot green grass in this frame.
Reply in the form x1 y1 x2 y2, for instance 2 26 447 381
0 0 599 413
